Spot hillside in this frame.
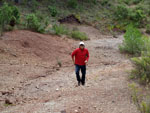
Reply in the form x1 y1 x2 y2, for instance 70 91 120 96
0 0 150 113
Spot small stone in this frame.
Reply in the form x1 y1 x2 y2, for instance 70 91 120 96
5 99 13 105
93 106 97 109
56 88 59 91
58 95 61 98
94 106 96 108
60 110 66 113
112 100 115 103
75 110 78 113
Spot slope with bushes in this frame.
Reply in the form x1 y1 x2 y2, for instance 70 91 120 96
1 0 150 35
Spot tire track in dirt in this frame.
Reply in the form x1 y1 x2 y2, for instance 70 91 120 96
1 25 139 113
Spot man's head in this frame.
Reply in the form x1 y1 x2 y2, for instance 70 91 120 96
79 42 85 50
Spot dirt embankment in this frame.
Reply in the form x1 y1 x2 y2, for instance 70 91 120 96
0 30 74 111
0 26 139 113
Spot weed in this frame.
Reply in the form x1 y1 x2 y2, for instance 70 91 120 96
71 30 88 40
51 24 69 36
48 6 58 17
0 3 20 35
119 25 146 55
67 0 78 9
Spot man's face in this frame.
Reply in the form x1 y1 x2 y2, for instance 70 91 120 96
79 45 84 50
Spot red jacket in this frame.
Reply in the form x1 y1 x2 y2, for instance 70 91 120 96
71 48 89 65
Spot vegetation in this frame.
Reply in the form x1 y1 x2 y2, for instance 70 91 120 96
119 25 146 55
129 83 150 113
48 6 58 17
26 13 47 33
131 47 150 84
51 24 88 40
51 24 69 36
67 0 78 9
0 0 150 34
71 30 88 40
0 3 20 35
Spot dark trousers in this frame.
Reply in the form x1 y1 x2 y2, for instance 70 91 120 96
75 64 86 84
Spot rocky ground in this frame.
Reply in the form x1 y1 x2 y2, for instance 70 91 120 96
0 25 139 113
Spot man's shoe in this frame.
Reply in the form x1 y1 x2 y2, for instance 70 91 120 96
78 81 80 86
81 82 85 86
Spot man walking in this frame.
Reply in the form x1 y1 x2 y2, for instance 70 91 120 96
71 42 89 86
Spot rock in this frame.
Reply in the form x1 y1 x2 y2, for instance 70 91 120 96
56 88 59 91
60 110 66 113
112 100 115 103
1 91 11 96
5 99 13 105
78 106 81 109
75 110 78 113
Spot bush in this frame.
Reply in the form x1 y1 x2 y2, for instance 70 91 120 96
132 0 142 4
26 13 45 33
48 6 58 17
100 0 109 6
119 25 146 55
67 0 78 9
129 83 150 113
114 4 146 27
131 54 150 84
123 0 142 5
51 24 69 36
146 24 150 34
128 9 146 26
71 30 88 40
30 0 39 12
0 3 20 35
114 4 129 20
131 37 150 84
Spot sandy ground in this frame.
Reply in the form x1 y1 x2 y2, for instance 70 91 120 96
0 25 139 113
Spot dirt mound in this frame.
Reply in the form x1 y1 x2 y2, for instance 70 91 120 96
0 30 74 65
58 14 81 24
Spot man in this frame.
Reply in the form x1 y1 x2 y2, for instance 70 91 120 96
71 42 89 86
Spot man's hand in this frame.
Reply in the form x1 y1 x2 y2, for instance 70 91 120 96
85 60 88 65
73 61 75 65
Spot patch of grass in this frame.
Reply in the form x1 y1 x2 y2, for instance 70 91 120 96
48 6 58 17
119 25 146 56
51 24 69 36
71 30 88 40
131 43 150 85
129 83 150 113
67 0 78 9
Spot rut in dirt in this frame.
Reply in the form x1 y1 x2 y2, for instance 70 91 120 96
0 25 139 113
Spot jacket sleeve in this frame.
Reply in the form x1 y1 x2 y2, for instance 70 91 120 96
71 49 77 59
86 49 89 61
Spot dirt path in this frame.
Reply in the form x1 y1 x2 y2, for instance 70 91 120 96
0 25 139 113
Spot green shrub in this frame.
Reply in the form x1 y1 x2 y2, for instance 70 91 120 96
129 83 150 113
114 4 146 27
114 4 129 20
48 6 58 17
51 24 69 36
123 0 142 5
26 13 45 33
128 9 146 26
131 54 150 84
132 0 142 4
119 25 146 55
100 0 109 6
131 37 150 84
71 30 88 40
30 0 39 12
67 0 78 9
146 24 150 34
0 3 20 35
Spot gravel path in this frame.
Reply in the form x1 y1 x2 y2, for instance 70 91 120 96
0 25 139 113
